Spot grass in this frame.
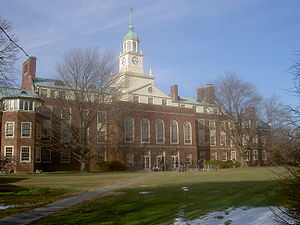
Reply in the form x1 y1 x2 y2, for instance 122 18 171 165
0 172 141 218
29 167 284 225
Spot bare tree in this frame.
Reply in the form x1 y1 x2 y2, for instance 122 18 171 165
0 17 19 87
215 72 262 166
42 48 124 172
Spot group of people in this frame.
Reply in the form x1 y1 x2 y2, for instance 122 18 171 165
197 160 206 171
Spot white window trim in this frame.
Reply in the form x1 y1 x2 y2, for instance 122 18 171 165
170 120 179 144
156 119 165 144
245 150 250 161
5 121 15 138
21 122 32 138
253 150 258 161
209 120 216 130
141 119 150 144
133 95 139 103
262 150 268 161
20 146 31 163
230 151 237 161
125 118 134 143
35 147 41 163
221 152 228 161
183 121 192 145
210 131 216 146
4 146 14 158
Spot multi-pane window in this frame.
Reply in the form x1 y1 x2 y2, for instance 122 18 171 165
40 89 47 97
126 153 134 167
20 146 30 162
220 135 226 147
198 120 205 145
35 147 41 163
133 96 139 103
162 99 167 106
209 120 216 130
220 121 226 131
141 119 150 143
261 136 267 146
262 150 268 161
4 146 13 158
59 91 66 100
41 148 51 163
253 150 258 161
61 125 71 142
148 98 153 104
192 106 196 111
61 108 71 122
230 151 236 161
245 150 250 161
19 100 33 111
156 120 165 143
211 152 217 161
125 118 134 142
183 121 192 144
5 122 14 138
170 120 178 144
97 150 107 162
50 90 56 98
21 122 31 138
185 154 192 165
4 99 18 111
210 134 216 146
253 137 258 144
98 131 106 142
61 149 71 163
222 152 228 161
242 135 249 146
97 111 106 123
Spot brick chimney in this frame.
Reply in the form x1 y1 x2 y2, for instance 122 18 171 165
21 56 36 90
245 107 256 117
197 88 205 101
204 84 216 104
170 84 179 100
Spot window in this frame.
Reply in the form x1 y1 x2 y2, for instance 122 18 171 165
133 96 139 103
125 118 134 142
181 104 185 108
4 99 18 111
20 146 31 162
184 121 192 144
61 149 71 163
211 152 217 161
261 136 267 146
21 122 31 138
41 148 51 163
213 108 219 114
253 150 258 161
199 151 206 160
133 41 137 52
198 120 205 145
35 147 41 163
40 89 47 97
19 100 33 111
61 125 71 142
192 106 196 111
230 151 236 161
170 120 178 144
222 152 228 161
245 150 250 161
242 135 249 146
148 98 153 104
185 154 192 165
253 137 258 144
50 90 56 98
59 91 66 100
5 122 14 138
204 107 208 113
97 150 107 162
262 150 268 161
61 108 71 122
210 133 216 146
220 135 226 147
220 121 226 131
156 120 164 143
162 99 167 106
209 120 216 130
4 146 13 158
141 119 150 143
126 153 134 167
42 119 51 141
97 111 106 123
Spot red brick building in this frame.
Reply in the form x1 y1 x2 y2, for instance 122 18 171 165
0 14 272 172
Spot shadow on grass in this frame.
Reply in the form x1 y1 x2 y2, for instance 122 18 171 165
0 177 28 184
30 180 282 225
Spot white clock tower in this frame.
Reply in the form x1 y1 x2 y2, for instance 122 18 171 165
119 8 144 74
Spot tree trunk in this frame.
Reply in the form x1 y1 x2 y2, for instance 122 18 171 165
80 161 86 172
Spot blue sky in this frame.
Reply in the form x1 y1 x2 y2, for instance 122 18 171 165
1 0 300 105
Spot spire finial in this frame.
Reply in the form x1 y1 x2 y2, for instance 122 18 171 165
129 8 133 26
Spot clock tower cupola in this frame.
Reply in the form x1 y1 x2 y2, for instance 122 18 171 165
119 8 144 74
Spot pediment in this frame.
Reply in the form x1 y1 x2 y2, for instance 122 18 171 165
128 83 171 98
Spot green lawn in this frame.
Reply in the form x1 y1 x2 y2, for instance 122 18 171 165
0 172 141 218
29 167 283 225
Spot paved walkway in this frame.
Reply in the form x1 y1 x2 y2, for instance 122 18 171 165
0 174 151 225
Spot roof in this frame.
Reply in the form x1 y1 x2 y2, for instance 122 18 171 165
178 96 215 106
0 87 37 99
34 77 122 95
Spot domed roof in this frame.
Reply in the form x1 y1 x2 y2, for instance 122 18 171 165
123 9 139 41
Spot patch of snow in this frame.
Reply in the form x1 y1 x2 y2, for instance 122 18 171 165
173 207 293 225
180 187 189 191
0 205 15 210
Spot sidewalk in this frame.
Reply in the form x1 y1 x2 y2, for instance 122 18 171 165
0 174 151 225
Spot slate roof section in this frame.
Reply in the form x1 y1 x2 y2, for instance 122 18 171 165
0 87 37 99
178 96 216 106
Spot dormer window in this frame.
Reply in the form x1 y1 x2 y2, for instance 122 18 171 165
40 89 47 97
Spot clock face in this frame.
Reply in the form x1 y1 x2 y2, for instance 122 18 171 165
131 56 139 65
122 57 126 65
